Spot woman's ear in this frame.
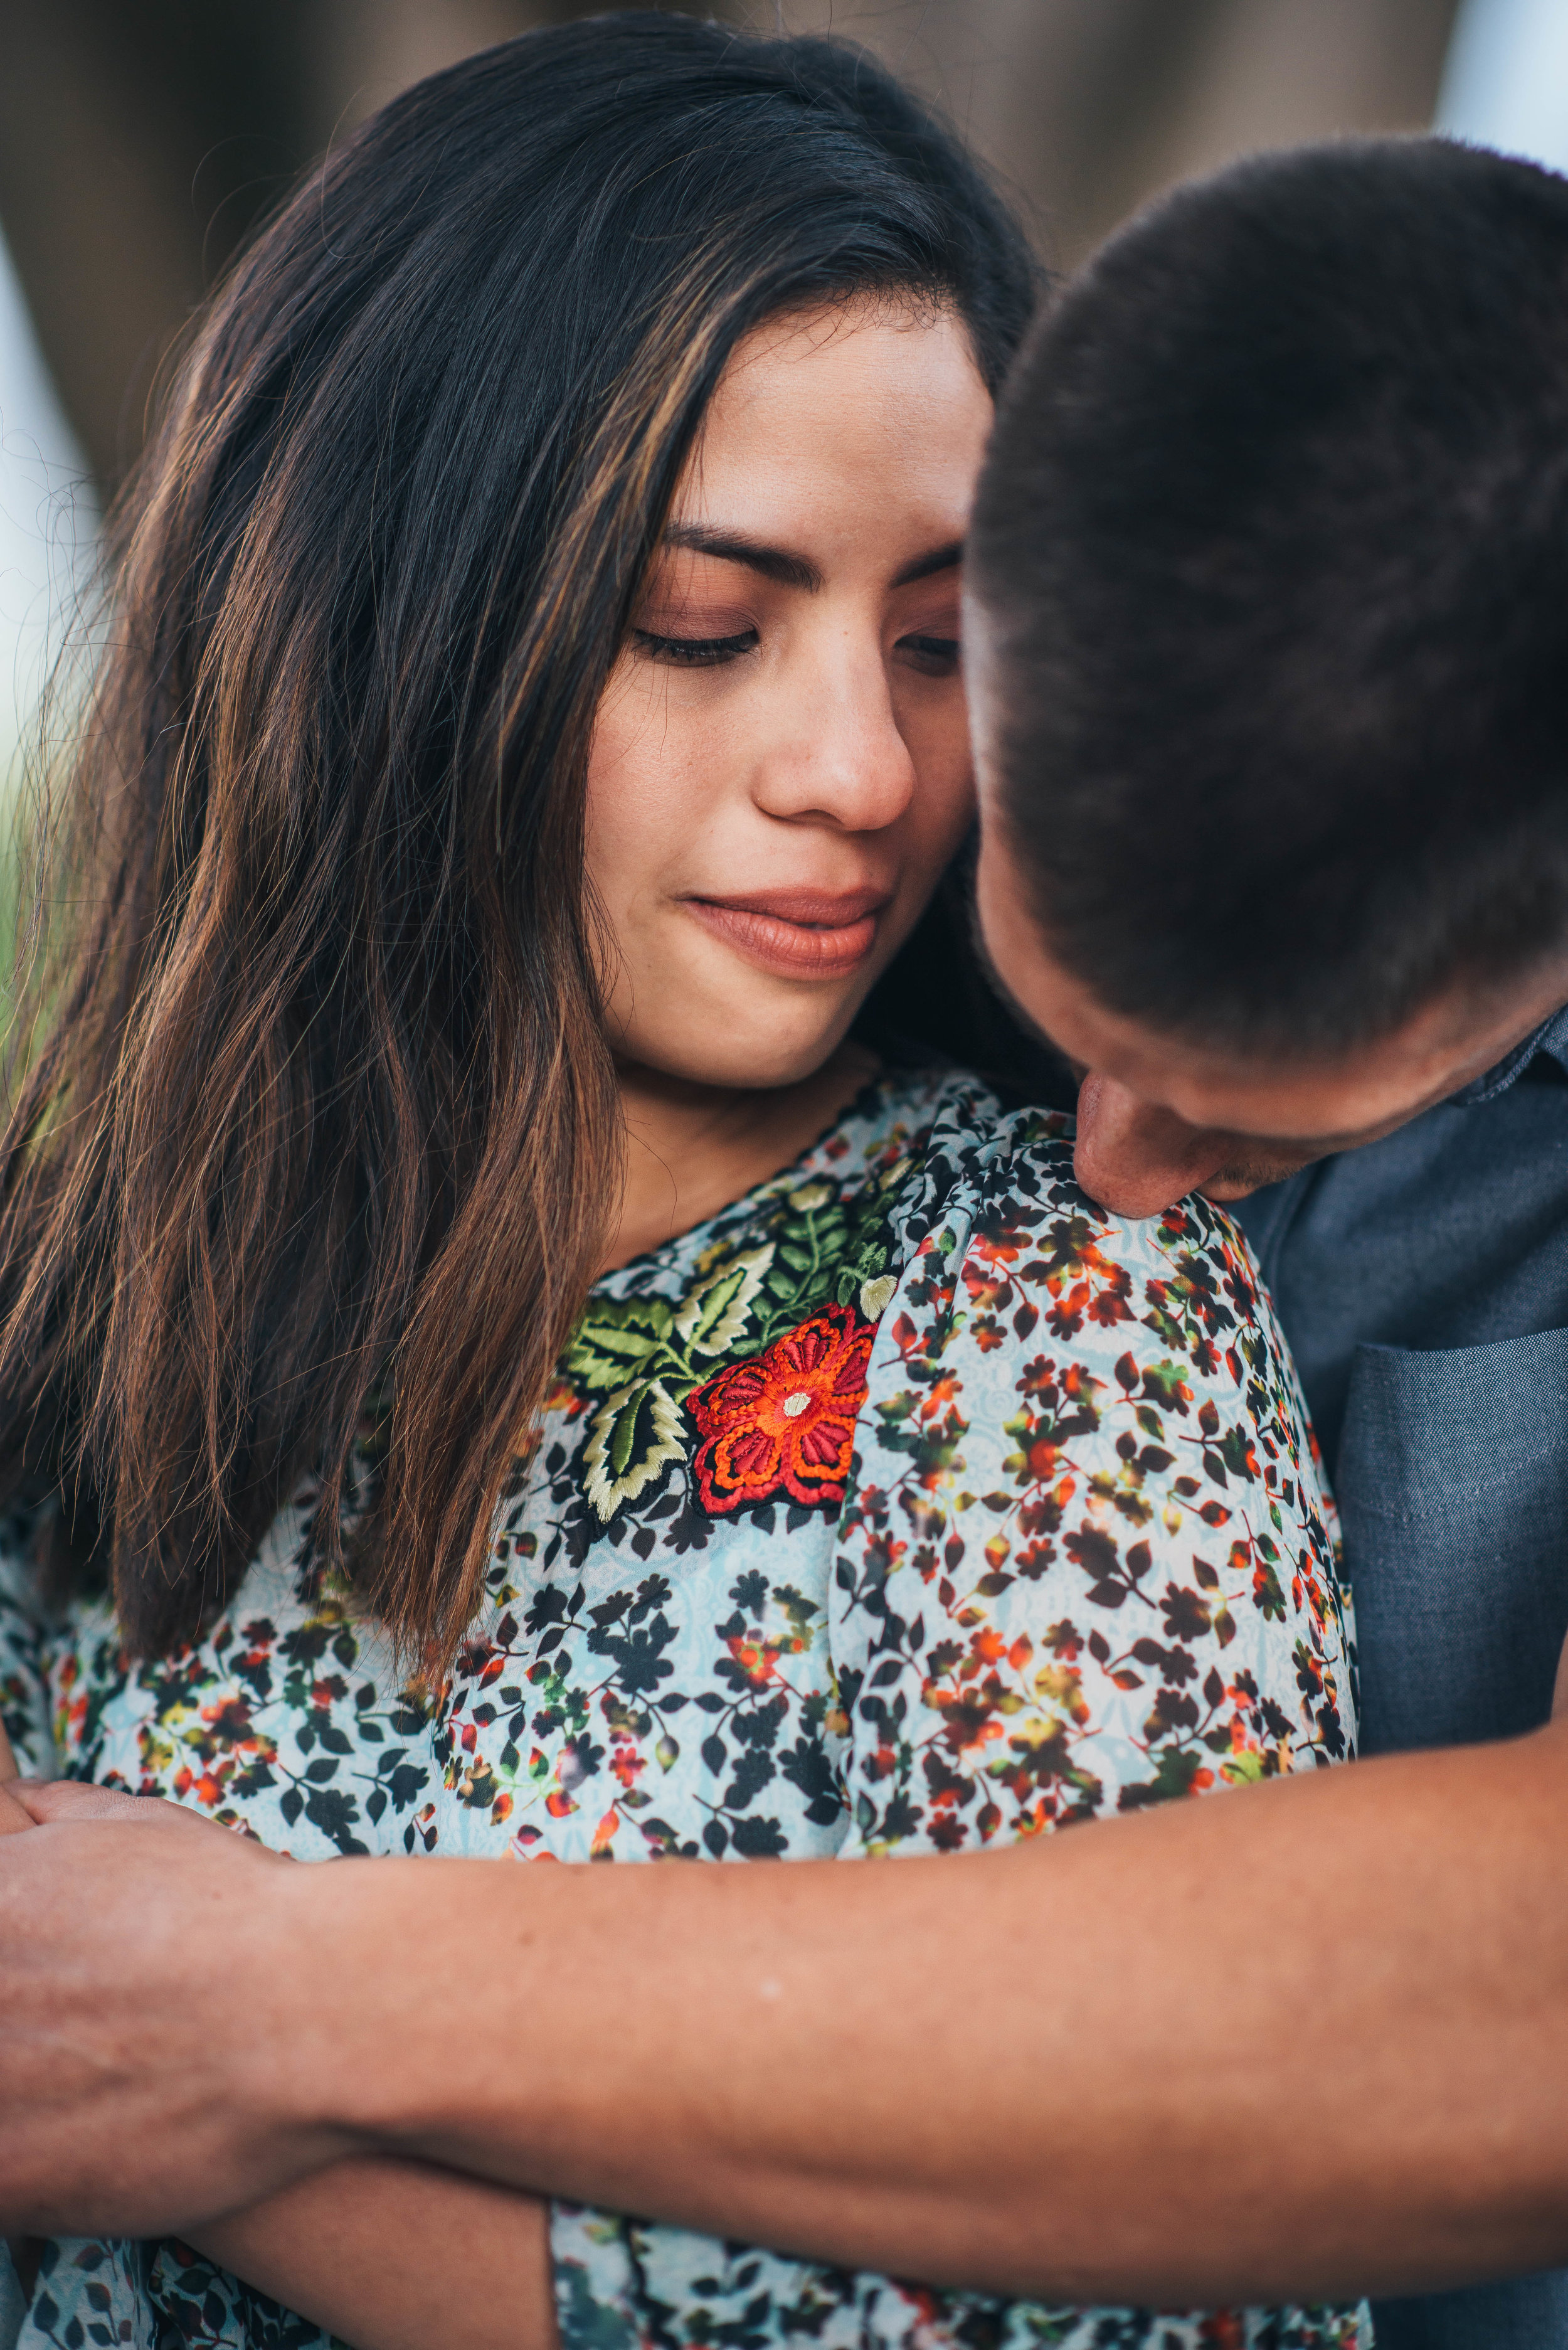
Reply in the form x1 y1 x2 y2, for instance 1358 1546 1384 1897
1554 1627 1568 1721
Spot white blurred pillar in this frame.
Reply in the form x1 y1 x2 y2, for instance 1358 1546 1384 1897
0 222 96 785
1436 0 1568 169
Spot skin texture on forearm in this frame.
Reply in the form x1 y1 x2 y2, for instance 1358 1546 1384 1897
332 1728 1568 2308
7 1731 1568 2307
169 1635 1568 2331
186 2157 557 2350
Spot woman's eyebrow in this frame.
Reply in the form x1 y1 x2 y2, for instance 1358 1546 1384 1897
891 539 963 588
659 526 965 595
662 521 820 590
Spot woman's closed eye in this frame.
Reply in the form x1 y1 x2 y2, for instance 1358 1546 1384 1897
633 625 760 667
896 630 960 678
630 622 960 674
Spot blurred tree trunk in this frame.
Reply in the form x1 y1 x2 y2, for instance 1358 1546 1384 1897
0 0 1461 497
0 1 328 487
764 0 1463 265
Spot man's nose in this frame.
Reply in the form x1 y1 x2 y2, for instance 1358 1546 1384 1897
1072 1073 1229 1220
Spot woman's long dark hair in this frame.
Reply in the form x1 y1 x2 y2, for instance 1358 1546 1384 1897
0 12 1038 1662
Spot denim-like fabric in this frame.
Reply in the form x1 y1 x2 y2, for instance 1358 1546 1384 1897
1237 1001 1568 2349
1239 1027 1568 1479
0 2248 23 2350
1372 2277 1568 2350
1338 1326 1568 1753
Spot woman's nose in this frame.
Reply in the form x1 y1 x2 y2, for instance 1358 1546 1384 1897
1073 1073 1232 1220
751 635 916 834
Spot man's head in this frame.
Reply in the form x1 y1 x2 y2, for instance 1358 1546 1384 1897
967 136 1568 1216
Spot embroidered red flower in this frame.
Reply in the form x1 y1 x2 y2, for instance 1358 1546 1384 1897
689 1302 875 1514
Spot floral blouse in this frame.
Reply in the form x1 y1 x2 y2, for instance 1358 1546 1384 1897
0 1069 1365 2350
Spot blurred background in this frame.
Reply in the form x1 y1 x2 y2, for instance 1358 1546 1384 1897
2 0 1567 781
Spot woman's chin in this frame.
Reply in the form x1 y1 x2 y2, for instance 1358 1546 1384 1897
615 1021 861 1097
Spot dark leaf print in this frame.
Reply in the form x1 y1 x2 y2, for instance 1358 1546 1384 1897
722 1749 775 1809
302 1788 365 1853
728 1814 788 1858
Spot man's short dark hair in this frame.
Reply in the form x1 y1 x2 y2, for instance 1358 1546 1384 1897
971 136 1568 1056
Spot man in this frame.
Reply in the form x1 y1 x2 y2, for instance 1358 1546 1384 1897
6 135 1568 2347
967 135 1568 2341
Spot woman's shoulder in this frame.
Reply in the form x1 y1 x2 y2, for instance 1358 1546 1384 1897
889 1065 1072 1233
875 1065 1313 1525
841 1072 1355 1849
891 1065 1264 1336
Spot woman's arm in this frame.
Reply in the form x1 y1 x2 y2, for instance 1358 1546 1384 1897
0 1722 28 1834
0 1538 50 1832
184 2157 556 2350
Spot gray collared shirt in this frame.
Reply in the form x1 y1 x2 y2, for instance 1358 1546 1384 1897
1238 997 1568 1753
1237 1002 1568 2350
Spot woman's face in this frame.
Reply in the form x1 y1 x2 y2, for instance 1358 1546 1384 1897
586 297 992 1090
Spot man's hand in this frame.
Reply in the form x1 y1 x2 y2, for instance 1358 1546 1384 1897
0 1780 559 2347
0 1780 354 2235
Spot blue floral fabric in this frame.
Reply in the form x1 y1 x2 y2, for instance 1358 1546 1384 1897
0 1070 1364 2350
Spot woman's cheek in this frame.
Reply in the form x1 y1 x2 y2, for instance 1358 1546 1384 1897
583 666 692 908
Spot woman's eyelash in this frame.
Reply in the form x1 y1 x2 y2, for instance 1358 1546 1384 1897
632 625 958 671
633 626 759 667
899 632 961 671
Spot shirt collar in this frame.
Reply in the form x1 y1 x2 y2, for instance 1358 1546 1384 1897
1448 999 1568 1105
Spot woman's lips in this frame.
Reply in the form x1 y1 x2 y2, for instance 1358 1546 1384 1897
682 888 889 979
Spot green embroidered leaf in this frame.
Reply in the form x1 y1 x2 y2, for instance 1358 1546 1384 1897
673 1244 773 1355
583 1378 687 1522
596 1295 674 1339
566 1295 675 1391
563 1340 642 1394
611 1394 645 1476
858 1272 896 1320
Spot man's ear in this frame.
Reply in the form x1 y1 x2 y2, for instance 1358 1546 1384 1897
1554 1627 1568 1721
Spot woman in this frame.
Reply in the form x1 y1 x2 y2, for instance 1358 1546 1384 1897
0 16 1359 2350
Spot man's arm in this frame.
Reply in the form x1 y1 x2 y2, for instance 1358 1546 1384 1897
5 1733 1568 2309
1 1736 559 2350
